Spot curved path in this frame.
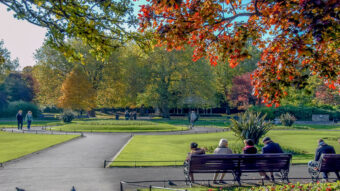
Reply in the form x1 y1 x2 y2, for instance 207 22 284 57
0 127 338 191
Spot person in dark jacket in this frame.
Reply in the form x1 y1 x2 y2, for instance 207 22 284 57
16 110 24 130
186 142 205 182
243 139 257 154
308 139 340 181
261 137 284 181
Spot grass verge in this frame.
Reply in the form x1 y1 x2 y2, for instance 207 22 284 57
51 120 188 132
0 131 79 163
111 130 340 167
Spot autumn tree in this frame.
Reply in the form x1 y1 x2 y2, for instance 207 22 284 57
58 66 96 111
229 73 258 110
138 0 339 106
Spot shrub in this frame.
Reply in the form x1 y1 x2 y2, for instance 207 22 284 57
60 110 75 123
280 113 296 126
249 105 340 121
230 110 272 145
0 101 40 118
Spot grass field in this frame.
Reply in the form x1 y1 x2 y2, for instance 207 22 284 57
0 120 63 128
111 130 340 167
51 120 188 132
0 131 78 163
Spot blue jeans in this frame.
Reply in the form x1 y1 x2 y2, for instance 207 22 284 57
18 120 23 129
27 120 31 130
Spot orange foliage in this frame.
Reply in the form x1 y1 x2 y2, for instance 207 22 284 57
138 0 340 105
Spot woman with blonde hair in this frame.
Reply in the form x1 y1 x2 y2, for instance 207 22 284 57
213 139 233 184
25 111 33 130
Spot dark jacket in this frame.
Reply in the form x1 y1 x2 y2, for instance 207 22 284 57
186 148 205 160
262 141 284 154
315 143 336 161
243 146 257 154
16 113 23 122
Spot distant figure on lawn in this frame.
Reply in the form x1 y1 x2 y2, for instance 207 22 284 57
260 137 284 181
16 110 24 130
115 113 119 120
213 139 232 184
242 139 257 154
25 111 33 130
308 139 340 182
133 111 137 120
186 142 205 182
124 110 130 120
188 111 198 129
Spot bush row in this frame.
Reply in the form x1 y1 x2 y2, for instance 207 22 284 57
249 105 340 121
0 101 41 118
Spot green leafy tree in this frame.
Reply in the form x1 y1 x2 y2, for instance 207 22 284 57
0 0 141 61
2 72 34 102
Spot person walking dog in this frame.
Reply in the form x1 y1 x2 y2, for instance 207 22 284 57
25 111 33 130
16 110 24 130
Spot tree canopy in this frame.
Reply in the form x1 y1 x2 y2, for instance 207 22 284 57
0 0 141 61
138 0 339 106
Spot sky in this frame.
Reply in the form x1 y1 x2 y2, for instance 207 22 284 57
0 4 47 69
0 2 146 70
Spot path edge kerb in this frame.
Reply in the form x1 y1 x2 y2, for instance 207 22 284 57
106 136 134 168
0 134 84 168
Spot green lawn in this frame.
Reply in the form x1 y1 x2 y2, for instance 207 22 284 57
0 120 63 128
151 117 230 128
0 131 78 163
111 130 340 167
51 120 188 132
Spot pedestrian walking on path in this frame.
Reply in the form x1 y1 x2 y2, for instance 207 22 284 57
188 111 198 129
25 111 33 130
16 110 24 130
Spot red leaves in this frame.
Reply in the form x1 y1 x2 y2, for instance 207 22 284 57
138 0 340 105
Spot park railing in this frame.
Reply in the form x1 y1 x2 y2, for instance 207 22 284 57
104 160 185 168
120 180 188 191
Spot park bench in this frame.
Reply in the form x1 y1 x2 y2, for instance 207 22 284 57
184 154 292 185
308 154 340 182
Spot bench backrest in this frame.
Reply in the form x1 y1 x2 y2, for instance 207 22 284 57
189 154 292 173
319 154 340 172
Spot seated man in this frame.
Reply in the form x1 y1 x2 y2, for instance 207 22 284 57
308 139 340 182
260 137 284 181
186 142 205 182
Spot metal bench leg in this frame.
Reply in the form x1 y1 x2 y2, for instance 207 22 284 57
232 171 241 186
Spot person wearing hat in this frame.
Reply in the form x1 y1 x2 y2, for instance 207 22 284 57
308 139 339 182
213 139 233 184
260 137 284 181
186 142 205 182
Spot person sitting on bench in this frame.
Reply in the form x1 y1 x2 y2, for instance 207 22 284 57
260 137 284 181
213 139 233 184
308 139 340 182
186 142 205 182
243 139 257 154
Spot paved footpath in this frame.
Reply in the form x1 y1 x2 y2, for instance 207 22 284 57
0 128 338 191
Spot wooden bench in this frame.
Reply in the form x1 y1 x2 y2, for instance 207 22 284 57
308 154 340 182
184 154 292 185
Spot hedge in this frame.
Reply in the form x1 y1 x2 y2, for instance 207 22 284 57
0 101 41 118
249 105 340 121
